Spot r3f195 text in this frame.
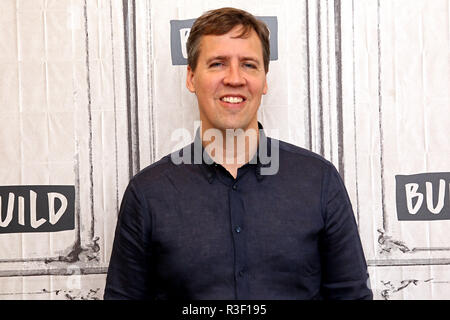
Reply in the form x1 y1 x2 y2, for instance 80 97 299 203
226 304 266 315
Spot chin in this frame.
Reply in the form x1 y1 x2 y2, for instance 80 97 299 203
216 121 247 131
203 114 257 131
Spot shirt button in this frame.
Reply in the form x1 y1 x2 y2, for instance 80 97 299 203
239 270 245 277
232 184 237 190
235 226 242 233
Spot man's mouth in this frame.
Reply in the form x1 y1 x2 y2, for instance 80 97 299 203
220 96 245 104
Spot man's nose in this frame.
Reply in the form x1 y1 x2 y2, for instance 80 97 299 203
223 63 245 86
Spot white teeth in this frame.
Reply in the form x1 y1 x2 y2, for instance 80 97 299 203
221 96 244 104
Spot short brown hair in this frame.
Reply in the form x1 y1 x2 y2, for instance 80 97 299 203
186 7 270 73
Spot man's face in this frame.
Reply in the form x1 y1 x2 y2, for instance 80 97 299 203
186 25 268 133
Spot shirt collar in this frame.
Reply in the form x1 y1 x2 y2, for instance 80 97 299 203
190 122 272 183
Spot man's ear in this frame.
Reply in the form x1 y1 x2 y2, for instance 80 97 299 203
186 65 196 93
262 78 268 95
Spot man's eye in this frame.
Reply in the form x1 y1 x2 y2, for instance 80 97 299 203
244 63 257 69
210 62 223 68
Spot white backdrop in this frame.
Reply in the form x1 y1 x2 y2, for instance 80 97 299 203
0 0 449 299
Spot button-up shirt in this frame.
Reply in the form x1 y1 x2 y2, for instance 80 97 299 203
104 124 372 300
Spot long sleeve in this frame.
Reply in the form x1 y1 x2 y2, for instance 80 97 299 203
104 179 153 300
320 163 373 300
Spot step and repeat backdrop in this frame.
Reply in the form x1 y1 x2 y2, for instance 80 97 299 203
0 0 448 299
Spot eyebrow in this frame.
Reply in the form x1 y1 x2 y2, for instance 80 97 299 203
206 56 261 65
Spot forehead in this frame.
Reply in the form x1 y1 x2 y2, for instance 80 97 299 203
198 26 263 60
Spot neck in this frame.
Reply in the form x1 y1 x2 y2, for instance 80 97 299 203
201 121 259 178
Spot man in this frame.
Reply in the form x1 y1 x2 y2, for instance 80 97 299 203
104 7 372 300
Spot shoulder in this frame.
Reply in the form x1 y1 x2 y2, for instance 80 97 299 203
129 144 192 190
274 138 334 171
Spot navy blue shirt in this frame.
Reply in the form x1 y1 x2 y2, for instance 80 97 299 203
104 125 372 300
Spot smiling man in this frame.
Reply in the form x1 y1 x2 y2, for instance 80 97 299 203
104 7 373 300
185 12 270 177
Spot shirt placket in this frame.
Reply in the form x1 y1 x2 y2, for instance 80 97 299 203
229 179 249 299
